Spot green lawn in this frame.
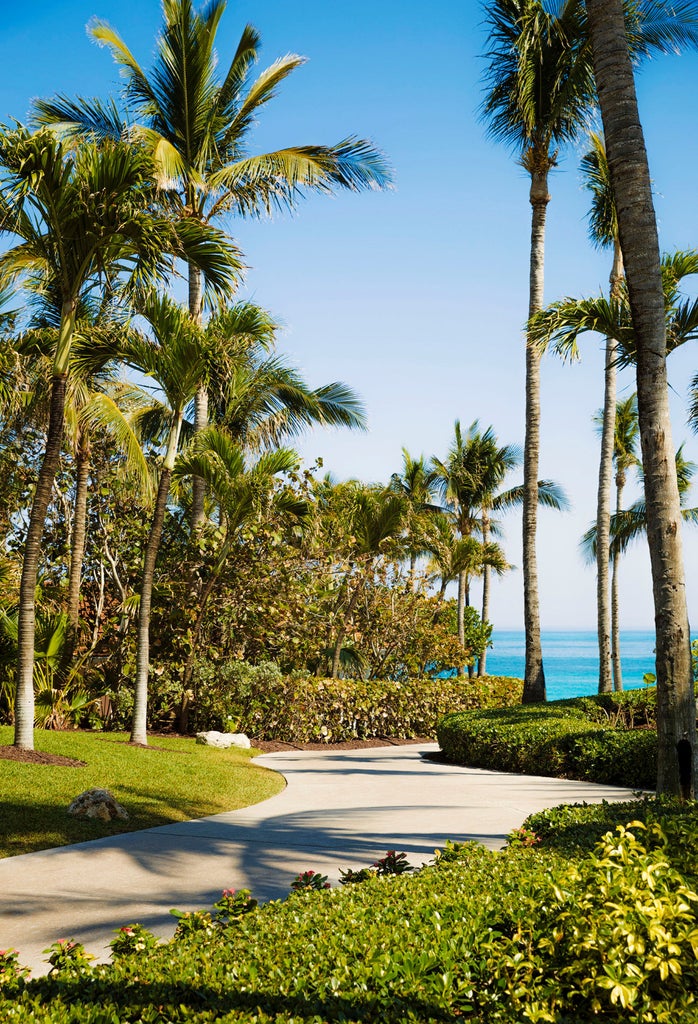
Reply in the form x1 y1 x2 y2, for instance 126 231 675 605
0 728 284 858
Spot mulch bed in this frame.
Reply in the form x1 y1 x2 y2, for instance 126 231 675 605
251 737 432 753
0 746 86 767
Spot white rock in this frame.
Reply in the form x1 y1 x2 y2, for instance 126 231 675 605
195 731 251 749
67 788 129 821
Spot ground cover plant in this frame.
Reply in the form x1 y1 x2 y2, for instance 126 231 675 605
2 811 697 1022
0 728 282 858
435 687 693 788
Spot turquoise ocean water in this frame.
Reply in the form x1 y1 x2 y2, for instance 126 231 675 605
485 630 659 701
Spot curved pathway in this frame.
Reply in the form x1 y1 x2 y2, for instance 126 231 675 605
0 744 642 974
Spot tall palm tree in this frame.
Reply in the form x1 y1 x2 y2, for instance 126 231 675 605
482 0 596 701
35 0 391 526
586 0 696 798
0 126 238 750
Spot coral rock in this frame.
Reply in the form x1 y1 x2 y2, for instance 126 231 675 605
195 731 250 749
67 788 129 821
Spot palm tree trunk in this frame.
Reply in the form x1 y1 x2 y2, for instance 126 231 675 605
611 470 625 691
478 512 491 677
131 416 182 745
456 569 466 677
587 0 696 798
596 333 617 693
189 263 207 531
522 162 550 703
14 374 69 749
67 429 90 632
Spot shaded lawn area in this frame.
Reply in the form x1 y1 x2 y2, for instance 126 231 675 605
0 728 284 858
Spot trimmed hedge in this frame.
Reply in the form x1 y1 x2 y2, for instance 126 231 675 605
437 692 661 788
191 659 523 741
2 821 698 1022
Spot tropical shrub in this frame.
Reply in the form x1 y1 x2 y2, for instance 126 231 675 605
190 658 523 740
437 694 662 787
3 824 698 1022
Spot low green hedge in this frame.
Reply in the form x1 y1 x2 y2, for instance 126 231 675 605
190 659 523 741
436 692 660 788
2 820 698 1022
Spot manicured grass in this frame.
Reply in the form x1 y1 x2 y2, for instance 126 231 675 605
0 728 284 858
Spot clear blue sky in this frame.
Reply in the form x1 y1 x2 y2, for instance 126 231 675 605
2 0 698 631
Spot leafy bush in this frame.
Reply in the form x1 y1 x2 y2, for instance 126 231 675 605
3 824 698 1022
191 657 522 740
437 694 661 787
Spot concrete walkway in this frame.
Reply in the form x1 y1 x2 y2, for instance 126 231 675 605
0 744 642 975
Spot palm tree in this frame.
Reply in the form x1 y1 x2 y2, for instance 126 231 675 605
0 126 237 750
35 0 391 526
115 293 212 745
482 0 596 701
586 0 696 798
390 449 439 590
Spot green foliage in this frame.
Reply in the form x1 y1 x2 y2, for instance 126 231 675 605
191 657 522 740
290 871 331 892
436 690 672 788
109 924 160 959
4 823 698 1022
42 940 94 975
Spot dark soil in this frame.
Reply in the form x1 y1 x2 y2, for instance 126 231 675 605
0 746 86 767
251 736 433 753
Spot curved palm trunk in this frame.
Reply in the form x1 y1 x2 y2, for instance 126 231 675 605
14 374 69 749
131 415 183 745
522 164 549 703
597 241 624 693
611 469 626 691
478 512 491 677
189 264 208 531
587 0 696 798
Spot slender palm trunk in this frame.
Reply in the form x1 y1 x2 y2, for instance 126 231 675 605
456 569 466 677
522 162 550 703
478 512 491 677
597 242 623 693
14 374 69 749
131 416 183 745
189 264 208 531
67 429 90 632
587 0 696 797
611 469 626 691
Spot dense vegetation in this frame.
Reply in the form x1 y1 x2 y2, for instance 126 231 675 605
436 687 698 788
2 803 697 1022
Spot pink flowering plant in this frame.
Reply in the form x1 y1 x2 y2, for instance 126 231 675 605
372 850 414 875
290 870 331 892
109 924 160 958
169 908 217 938
506 826 542 849
43 939 95 974
0 948 29 986
212 888 258 925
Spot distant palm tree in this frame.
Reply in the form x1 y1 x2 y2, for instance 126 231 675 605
36 0 391 526
390 449 439 590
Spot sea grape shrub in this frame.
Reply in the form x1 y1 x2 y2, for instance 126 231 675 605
191 657 523 741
